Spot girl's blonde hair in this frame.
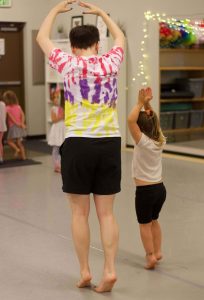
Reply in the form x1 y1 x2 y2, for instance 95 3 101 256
3 90 19 105
137 111 166 147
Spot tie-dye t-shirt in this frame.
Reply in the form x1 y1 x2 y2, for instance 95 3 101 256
49 46 124 138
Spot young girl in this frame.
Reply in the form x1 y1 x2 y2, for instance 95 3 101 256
47 90 64 173
128 87 166 270
0 94 7 163
3 91 26 160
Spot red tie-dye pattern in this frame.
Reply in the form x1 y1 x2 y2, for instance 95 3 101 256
58 61 67 73
71 68 76 85
99 57 107 76
82 59 87 78
49 47 124 104
48 47 124 137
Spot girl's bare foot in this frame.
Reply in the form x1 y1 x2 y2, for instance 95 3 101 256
145 253 157 270
20 153 27 160
19 148 26 160
77 272 92 288
94 273 117 293
155 252 163 261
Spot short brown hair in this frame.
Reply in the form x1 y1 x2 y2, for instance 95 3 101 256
69 25 99 49
3 90 19 105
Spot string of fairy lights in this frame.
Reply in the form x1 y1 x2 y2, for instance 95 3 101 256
136 11 204 87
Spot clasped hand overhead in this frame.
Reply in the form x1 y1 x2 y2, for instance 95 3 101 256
55 0 102 15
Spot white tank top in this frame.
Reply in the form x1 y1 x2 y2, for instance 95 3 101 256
132 133 164 182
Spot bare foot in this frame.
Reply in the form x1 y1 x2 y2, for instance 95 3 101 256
77 273 92 288
94 273 117 293
19 148 26 160
155 252 163 261
20 154 27 160
145 253 157 270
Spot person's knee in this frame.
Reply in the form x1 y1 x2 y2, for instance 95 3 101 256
97 209 113 222
16 140 22 147
72 207 89 218
139 222 152 230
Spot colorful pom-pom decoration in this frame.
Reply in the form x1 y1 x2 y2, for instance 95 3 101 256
160 19 204 48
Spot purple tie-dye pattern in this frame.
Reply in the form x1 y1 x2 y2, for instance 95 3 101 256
92 77 102 104
92 83 101 103
104 92 109 104
109 87 118 107
104 81 112 93
113 87 118 101
64 90 75 104
79 79 90 99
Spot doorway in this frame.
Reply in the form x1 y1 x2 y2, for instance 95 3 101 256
0 22 25 110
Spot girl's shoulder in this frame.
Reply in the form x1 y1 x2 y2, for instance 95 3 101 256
137 133 164 149
6 104 21 112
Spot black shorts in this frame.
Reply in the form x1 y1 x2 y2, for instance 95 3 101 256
135 183 166 224
60 137 121 195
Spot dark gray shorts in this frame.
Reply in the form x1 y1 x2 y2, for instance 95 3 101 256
60 137 121 195
135 183 166 224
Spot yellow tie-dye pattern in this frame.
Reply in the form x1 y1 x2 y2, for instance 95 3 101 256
65 101 82 136
81 99 97 130
64 99 120 137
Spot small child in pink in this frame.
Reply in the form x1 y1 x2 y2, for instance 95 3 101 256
48 91 64 173
3 91 26 160
0 94 7 163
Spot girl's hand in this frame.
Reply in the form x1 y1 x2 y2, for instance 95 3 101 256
145 87 153 102
138 89 145 106
78 1 102 15
138 87 153 105
54 0 76 14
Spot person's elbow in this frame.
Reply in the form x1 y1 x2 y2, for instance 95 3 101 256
127 115 134 124
114 33 125 49
36 30 46 47
36 31 42 45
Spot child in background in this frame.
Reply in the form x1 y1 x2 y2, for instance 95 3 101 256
48 90 64 173
3 91 26 160
128 87 166 270
0 94 7 164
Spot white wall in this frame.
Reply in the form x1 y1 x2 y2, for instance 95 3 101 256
0 0 55 135
1 0 204 138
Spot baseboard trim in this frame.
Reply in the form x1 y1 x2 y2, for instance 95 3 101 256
26 135 46 140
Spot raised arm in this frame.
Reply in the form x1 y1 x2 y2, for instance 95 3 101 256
128 88 153 144
36 1 76 57
79 1 125 49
